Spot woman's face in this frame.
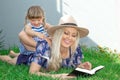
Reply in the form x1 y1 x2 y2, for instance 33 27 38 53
61 27 78 48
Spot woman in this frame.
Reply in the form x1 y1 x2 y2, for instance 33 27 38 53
0 15 91 79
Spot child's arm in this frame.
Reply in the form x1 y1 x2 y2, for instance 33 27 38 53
24 24 52 46
19 30 37 50
45 23 52 30
24 25 45 39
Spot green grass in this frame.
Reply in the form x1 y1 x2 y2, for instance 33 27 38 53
0 46 120 80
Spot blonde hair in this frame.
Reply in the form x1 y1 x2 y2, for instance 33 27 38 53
24 5 46 26
71 30 80 54
48 27 80 71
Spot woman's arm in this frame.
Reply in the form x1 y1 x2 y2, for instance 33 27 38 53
36 72 75 79
75 46 92 70
29 62 75 79
77 62 92 70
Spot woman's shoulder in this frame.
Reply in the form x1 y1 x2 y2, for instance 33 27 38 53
76 45 82 51
75 46 83 55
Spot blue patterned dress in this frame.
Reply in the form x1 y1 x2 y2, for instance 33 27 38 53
19 23 48 55
25 40 83 68
17 23 83 67
16 23 49 65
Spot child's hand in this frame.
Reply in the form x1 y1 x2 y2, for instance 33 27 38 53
36 32 45 39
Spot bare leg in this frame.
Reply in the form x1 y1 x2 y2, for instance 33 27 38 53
8 57 17 65
0 55 17 65
9 50 19 57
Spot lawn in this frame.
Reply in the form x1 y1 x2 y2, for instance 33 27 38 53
0 46 120 80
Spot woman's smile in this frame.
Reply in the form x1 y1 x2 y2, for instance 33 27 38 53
61 27 77 48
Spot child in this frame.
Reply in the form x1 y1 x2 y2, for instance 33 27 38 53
18 5 51 56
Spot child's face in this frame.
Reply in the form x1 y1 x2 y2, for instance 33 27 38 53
29 18 43 27
61 27 78 48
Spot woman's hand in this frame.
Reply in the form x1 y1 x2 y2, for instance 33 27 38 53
77 62 92 70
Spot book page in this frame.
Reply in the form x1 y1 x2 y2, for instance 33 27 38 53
75 65 104 75
91 65 104 73
75 68 94 75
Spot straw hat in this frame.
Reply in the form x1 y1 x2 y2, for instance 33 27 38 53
47 15 89 38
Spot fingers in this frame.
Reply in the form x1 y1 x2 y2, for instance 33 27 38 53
78 62 92 70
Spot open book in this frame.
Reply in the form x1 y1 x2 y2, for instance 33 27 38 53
68 65 104 76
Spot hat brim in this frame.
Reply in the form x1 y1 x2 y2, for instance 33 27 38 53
47 25 89 38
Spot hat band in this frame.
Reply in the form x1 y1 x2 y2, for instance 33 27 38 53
61 23 77 26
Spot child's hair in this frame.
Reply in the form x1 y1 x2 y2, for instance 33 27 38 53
25 5 46 26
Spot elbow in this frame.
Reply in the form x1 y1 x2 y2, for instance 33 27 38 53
18 31 23 39
29 62 41 74
18 31 26 40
